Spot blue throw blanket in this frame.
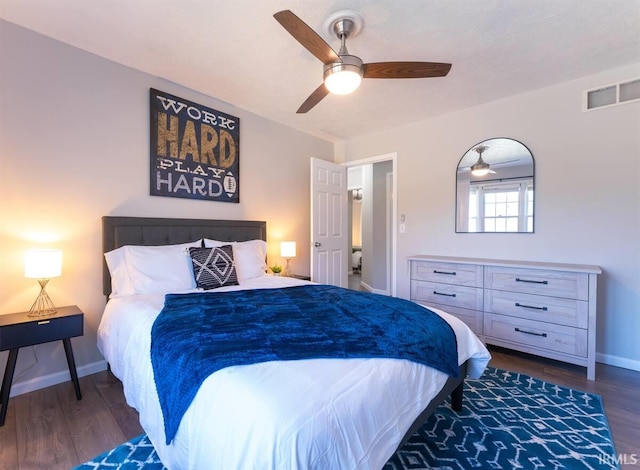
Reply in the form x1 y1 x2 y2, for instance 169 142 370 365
150 285 458 444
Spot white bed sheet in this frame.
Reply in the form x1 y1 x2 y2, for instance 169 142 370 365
97 276 490 470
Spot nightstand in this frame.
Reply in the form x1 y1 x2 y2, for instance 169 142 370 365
0 305 84 426
291 274 311 281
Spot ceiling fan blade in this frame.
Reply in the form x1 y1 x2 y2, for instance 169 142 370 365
297 83 330 113
274 10 341 65
492 159 521 167
363 62 452 79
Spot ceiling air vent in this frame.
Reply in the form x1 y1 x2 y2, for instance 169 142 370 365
584 77 640 111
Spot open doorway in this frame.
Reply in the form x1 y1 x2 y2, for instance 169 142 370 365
348 186 363 290
346 153 397 296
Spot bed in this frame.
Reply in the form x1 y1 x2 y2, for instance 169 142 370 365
98 216 490 470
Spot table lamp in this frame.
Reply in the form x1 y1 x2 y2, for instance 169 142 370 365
280 241 296 277
24 249 63 317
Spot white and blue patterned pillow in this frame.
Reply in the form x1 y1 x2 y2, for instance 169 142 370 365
188 246 239 290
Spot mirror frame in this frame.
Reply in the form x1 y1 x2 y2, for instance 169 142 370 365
455 138 535 233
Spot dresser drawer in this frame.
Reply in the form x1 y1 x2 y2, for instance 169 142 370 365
484 266 588 300
411 261 483 287
484 313 587 357
411 280 483 311
0 313 83 351
418 302 483 337
484 290 588 328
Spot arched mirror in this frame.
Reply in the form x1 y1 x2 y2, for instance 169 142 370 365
456 138 534 233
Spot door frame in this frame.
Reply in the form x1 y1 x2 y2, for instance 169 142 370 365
343 152 397 297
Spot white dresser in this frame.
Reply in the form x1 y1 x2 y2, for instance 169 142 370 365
409 255 601 380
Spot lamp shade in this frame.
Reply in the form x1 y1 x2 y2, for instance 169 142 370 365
25 249 63 279
323 55 363 95
280 241 296 258
470 166 491 177
324 70 362 95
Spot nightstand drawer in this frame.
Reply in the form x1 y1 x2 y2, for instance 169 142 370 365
0 313 83 351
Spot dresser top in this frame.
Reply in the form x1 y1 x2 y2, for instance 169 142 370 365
408 255 602 274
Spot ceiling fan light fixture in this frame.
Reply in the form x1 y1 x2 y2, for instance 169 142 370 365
470 165 491 177
470 145 491 176
324 55 363 95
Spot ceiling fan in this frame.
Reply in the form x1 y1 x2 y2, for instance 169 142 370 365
273 9 452 113
460 145 520 176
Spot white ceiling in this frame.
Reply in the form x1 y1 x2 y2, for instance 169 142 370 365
2 1 639 141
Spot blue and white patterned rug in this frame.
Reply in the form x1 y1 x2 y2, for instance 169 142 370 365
75 367 619 469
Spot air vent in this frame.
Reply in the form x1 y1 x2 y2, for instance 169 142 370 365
584 77 640 111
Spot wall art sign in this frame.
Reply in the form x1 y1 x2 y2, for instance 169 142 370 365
150 88 240 203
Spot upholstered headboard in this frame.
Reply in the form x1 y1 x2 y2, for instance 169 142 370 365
102 216 267 296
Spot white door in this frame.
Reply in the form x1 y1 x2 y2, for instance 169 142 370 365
310 157 348 287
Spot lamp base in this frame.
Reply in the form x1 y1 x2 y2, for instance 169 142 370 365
27 279 58 317
283 258 292 277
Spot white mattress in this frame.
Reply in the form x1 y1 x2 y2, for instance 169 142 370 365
97 276 490 470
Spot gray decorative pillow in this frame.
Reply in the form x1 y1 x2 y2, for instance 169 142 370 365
188 246 239 290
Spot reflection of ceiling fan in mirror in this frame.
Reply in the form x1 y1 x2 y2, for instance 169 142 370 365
273 9 452 113
460 145 520 176
470 146 493 176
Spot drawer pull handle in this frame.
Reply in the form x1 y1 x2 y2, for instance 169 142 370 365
515 327 547 338
515 302 548 311
37 320 51 325
515 277 548 285
433 270 456 276
433 291 456 297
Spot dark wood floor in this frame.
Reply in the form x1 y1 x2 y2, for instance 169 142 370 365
1 347 638 469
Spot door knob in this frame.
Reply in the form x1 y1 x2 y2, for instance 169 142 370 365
313 242 321 247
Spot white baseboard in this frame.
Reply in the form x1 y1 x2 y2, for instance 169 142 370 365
360 282 389 295
596 352 640 372
9 360 109 398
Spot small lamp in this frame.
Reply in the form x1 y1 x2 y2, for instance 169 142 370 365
280 241 296 277
24 249 62 317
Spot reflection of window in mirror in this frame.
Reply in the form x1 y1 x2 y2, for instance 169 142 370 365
468 181 533 232
456 138 534 233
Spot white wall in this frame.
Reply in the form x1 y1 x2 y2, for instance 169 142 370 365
0 20 333 392
371 160 393 292
343 62 640 369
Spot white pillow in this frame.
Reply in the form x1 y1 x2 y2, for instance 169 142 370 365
105 240 202 297
203 239 267 282
104 247 130 297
